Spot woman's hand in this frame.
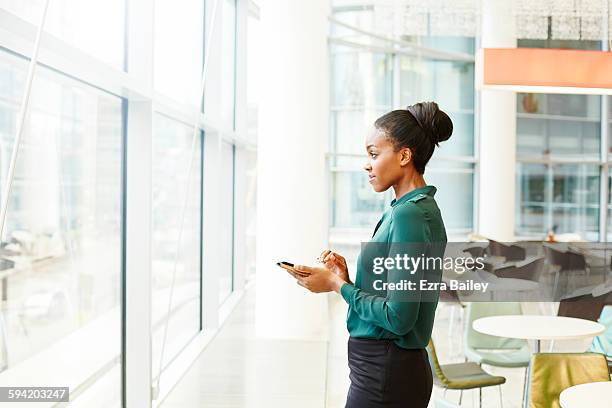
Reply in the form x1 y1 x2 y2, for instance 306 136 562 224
293 264 348 294
318 250 351 285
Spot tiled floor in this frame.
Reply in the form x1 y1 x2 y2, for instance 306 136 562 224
161 286 593 408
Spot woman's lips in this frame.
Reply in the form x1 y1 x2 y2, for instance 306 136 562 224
368 175 376 182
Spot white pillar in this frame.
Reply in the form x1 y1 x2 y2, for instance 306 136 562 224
478 0 517 241
256 0 330 340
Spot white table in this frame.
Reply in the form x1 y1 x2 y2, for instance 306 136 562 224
473 315 605 352
560 381 612 408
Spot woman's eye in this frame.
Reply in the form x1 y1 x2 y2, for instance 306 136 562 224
369 152 377 158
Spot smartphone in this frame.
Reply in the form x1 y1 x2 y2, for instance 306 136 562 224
276 261 309 277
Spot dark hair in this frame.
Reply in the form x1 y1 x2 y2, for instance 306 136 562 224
374 102 453 174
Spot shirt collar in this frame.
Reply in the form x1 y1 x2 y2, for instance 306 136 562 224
390 185 437 207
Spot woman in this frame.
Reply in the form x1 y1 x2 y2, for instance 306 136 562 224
292 101 452 408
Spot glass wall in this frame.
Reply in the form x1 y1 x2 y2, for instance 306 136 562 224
329 45 393 229
0 51 122 404
219 141 235 304
515 39 604 240
0 0 125 69
221 0 237 128
151 115 202 376
328 11 476 236
154 0 204 106
0 0 245 404
398 37 476 233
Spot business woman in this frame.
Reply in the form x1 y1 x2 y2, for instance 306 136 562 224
292 101 452 408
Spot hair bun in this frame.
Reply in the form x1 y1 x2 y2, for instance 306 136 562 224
406 102 453 146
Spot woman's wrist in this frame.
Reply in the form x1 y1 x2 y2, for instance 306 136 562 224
331 274 349 294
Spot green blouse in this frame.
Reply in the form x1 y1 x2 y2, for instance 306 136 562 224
340 185 447 349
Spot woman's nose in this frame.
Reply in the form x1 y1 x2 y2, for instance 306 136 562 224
364 162 371 171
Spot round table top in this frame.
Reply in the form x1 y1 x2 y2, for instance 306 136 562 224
473 315 605 341
560 381 612 408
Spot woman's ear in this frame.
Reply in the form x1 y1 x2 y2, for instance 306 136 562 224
399 148 412 166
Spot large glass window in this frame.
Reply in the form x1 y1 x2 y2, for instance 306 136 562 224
399 37 475 234
426 160 475 232
328 26 476 235
247 13 260 142
221 0 237 128
219 141 235 304
154 0 204 106
517 163 600 240
0 0 125 69
0 51 122 403
329 45 393 229
515 39 604 240
151 115 202 376
517 93 601 158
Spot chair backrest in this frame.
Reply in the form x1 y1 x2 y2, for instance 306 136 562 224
487 240 526 261
463 246 486 259
506 244 527 261
465 302 527 350
427 339 451 387
494 257 544 281
526 352 610 408
543 246 586 272
544 245 569 270
590 305 612 356
557 293 607 322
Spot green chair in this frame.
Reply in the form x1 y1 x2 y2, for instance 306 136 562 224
427 339 506 407
464 302 531 399
589 305 612 372
525 352 610 408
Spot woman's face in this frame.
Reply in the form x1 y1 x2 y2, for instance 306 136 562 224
363 129 410 193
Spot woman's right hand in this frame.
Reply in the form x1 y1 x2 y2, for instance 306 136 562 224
319 250 351 285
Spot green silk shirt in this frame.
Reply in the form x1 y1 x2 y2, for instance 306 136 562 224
340 185 447 349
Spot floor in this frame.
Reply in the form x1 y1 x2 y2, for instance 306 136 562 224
160 286 592 408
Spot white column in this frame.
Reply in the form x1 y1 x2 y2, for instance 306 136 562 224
125 0 154 405
256 0 330 340
478 0 517 241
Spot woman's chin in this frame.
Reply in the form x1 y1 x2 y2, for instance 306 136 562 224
370 183 386 193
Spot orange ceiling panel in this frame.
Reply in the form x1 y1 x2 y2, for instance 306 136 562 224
483 48 612 89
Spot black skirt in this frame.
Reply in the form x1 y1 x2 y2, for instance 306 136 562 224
345 337 433 408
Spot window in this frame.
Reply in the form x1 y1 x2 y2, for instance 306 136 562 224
0 50 122 403
151 114 202 375
399 37 476 234
515 39 604 240
154 0 204 106
0 0 125 69
328 14 476 235
329 45 393 229
221 0 237 128
219 141 235 304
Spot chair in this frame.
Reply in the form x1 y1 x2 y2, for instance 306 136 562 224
589 305 612 372
427 339 506 408
557 291 612 322
488 240 526 262
493 257 544 281
463 246 487 259
464 302 531 400
524 352 610 408
544 245 588 299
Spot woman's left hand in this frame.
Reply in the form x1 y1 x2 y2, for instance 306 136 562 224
293 264 348 294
